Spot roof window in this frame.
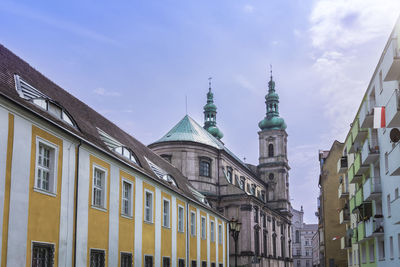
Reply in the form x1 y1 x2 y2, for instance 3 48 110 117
14 75 76 127
145 157 177 187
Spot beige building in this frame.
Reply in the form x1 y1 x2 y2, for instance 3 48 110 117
318 142 348 267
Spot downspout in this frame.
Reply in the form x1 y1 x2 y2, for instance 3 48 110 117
186 202 189 267
73 140 82 267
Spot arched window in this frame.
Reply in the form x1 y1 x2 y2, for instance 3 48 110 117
268 144 274 157
295 230 300 243
199 158 211 177
227 170 232 183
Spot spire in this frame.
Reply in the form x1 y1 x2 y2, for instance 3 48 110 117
203 77 223 139
258 67 287 131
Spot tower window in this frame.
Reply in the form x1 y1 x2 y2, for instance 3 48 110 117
268 144 274 157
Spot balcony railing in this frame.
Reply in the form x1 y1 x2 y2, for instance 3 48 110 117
383 38 400 81
365 217 384 238
341 236 352 250
361 136 379 165
355 188 363 208
337 156 348 173
348 165 362 184
357 222 365 242
363 177 382 201
386 89 400 128
359 100 374 129
352 228 358 244
339 208 350 224
351 119 368 148
354 152 369 176
388 142 400 176
391 198 400 225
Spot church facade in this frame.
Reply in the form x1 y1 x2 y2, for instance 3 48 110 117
149 75 293 267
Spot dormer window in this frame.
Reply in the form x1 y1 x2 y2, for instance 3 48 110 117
145 157 177 187
114 146 138 165
14 75 76 128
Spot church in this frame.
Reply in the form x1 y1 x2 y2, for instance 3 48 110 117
149 73 294 267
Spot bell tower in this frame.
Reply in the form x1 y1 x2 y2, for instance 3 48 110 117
257 69 290 212
203 77 224 139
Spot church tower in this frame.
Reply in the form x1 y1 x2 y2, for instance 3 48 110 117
203 78 223 139
258 70 290 212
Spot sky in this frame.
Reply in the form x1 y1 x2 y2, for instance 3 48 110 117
1 0 400 223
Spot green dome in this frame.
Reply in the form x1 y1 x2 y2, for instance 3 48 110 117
207 126 224 139
266 92 279 101
258 116 287 130
204 102 217 111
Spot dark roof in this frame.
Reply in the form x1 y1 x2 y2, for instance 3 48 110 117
0 44 218 214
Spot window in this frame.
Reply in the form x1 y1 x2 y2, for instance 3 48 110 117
227 169 232 183
191 261 196 267
306 250 309 256
163 199 170 228
122 181 132 216
255 229 260 256
190 212 196 236
32 242 54 267
272 235 277 258
349 250 353 265
239 177 245 189
199 158 211 177
211 221 215 242
396 188 399 199
379 70 383 93
297 260 300 267
178 206 184 232
385 152 389 173
361 244 366 263
161 154 172 163
369 242 375 263
254 208 259 223
306 260 310 267
305 240 309 245
211 263 216 267
121 253 132 267
388 194 391 217
90 249 105 267
162 257 170 267
263 232 268 255
93 167 106 208
36 141 57 193
202 261 207 267
218 224 223 244
398 234 400 259
114 146 139 165
390 236 394 259
178 259 185 267
379 239 385 260
201 217 206 239
268 144 274 157
145 191 153 223
296 249 300 256
144 255 153 267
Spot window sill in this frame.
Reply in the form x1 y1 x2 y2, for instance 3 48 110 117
91 205 107 212
162 225 171 229
178 230 184 233
121 214 133 219
34 187 57 197
144 220 154 225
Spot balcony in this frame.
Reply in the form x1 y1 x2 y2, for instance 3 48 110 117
350 196 355 214
386 89 400 128
354 152 369 176
383 38 400 81
361 137 379 165
388 142 400 176
341 236 352 250
355 188 363 208
337 156 348 173
363 177 382 201
351 119 368 147
391 198 400 225
359 100 374 129
365 217 384 238
352 228 358 244
348 164 362 184
339 208 350 224
338 182 349 199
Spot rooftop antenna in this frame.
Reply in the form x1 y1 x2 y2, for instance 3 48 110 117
185 95 188 115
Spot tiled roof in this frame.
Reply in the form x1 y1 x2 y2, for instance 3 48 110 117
151 115 253 174
0 44 217 214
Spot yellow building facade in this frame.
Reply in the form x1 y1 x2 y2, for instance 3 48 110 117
0 45 228 267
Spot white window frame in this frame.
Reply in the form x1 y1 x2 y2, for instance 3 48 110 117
178 205 184 232
201 216 206 240
144 190 154 223
34 138 58 196
163 198 170 228
210 220 215 242
121 178 133 218
190 211 196 236
218 224 223 244
92 165 107 210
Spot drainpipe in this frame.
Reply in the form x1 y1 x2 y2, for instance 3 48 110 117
186 202 189 267
73 141 81 267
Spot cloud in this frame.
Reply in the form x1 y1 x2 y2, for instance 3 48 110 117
243 4 254 13
0 1 119 46
309 0 400 50
93 88 121 97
